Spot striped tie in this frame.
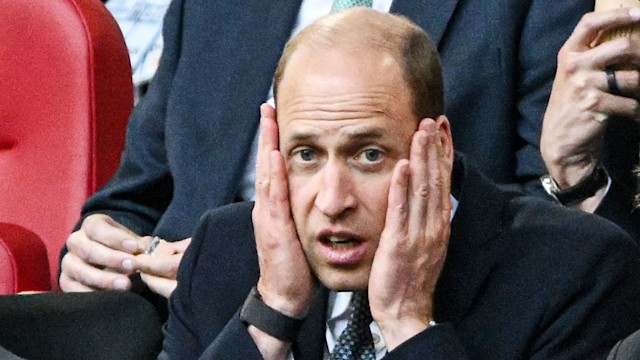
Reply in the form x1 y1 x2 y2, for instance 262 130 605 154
330 0 373 13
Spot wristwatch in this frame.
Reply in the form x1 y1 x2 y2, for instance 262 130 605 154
541 162 609 206
239 286 304 343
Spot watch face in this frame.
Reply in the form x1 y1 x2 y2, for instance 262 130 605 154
540 175 561 203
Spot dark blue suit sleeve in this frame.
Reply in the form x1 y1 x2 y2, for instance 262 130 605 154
196 314 265 360
74 0 185 236
513 0 594 193
595 180 640 242
160 208 209 360
161 203 263 359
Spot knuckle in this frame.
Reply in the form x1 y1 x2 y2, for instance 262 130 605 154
59 276 72 291
580 90 602 113
255 176 270 190
563 56 582 76
416 184 429 198
394 202 408 217
75 244 94 264
66 231 82 250
429 175 443 189
83 217 103 240
580 12 597 30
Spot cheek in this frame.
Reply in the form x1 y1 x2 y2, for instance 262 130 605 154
355 175 392 221
288 176 315 220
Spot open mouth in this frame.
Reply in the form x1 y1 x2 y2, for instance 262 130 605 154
320 234 362 248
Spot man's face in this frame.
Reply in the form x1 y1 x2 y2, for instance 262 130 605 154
277 45 418 291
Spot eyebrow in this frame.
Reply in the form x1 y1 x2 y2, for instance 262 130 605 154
285 127 387 144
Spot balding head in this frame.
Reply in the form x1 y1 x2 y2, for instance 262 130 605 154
273 8 444 120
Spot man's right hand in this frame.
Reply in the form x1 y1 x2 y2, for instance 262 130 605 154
59 214 147 292
247 104 316 359
253 103 317 317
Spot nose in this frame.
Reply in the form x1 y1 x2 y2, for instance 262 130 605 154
314 161 357 219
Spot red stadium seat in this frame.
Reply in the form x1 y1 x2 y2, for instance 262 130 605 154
0 0 133 292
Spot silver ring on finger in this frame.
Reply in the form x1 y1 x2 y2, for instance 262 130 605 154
605 67 622 96
145 236 161 255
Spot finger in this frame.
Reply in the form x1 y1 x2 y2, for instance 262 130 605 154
610 69 640 99
574 37 639 71
136 248 183 279
255 103 278 206
424 124 449 240
435 120 453 222
66 230 137 273
407 121 434 238
597 92 640 120
172 237 192 252
593 37 640 69
140 273 176 298
58 272 96 292
380 159 410 249
269 150 297 234
567 9 640 51
81 214 145 254
139 236 155 253
60 252 132 291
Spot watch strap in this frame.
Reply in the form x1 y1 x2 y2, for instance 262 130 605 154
239 286 304 343
541 162 609 206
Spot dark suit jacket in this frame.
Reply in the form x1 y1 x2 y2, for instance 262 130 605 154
161 155 640 359
69 0 594 244
595 179 640 241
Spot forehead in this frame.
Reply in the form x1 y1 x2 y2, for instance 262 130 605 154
276 45 416 138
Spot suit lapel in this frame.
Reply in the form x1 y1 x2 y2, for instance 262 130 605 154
433 154 508 323
390 0 460 45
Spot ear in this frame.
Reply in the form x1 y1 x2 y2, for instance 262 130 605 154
434 115 454 161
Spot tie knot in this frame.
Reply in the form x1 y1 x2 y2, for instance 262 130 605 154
330 0 373 14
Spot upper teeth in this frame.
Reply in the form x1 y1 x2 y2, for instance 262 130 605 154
327 235 349 243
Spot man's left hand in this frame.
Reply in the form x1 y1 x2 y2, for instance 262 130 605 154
369 117 453 350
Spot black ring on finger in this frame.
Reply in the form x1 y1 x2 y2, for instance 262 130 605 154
605 67 622 96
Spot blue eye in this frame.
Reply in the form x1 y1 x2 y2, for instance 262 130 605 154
362 149 381 162
297 148 315 161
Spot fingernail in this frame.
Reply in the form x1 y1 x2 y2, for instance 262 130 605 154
122 239 137 252
113 278 129 290
122 259 134 271
630 8 640 19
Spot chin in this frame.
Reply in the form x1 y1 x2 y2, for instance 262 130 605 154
315 267 370 292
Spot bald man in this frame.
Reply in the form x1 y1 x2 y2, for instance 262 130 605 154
160 9 640 360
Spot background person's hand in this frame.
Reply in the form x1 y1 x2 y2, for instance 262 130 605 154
137 237 191 298
541 8 640 211
60 214 146 292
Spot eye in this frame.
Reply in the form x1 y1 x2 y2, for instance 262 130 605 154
294 147 315 162
356 148 383 163
364 149 381 162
